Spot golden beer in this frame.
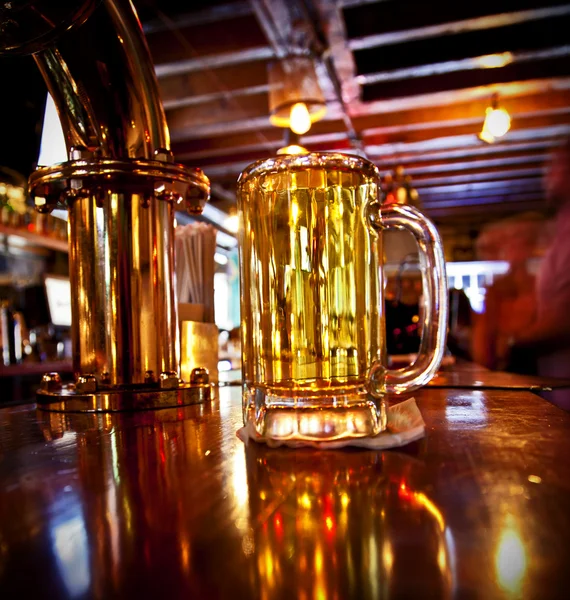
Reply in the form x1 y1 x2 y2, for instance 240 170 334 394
237 153 448 441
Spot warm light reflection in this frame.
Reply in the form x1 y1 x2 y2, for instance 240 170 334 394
33 406 236 596
291 199 300 226
414 491 445 532
437 540 447 571
382 538 393 573
231 450 249 511
475 52 514 69
179 535 191 571
244 446 458 599
495 518 527 594
314 544 327 600
277 144 309 155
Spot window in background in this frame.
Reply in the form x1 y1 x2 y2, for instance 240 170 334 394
214 248 240 331
446 261 510 314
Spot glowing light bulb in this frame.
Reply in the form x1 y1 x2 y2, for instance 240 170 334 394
289 102 311 135
486 107 511 138
479 104 511 144
475 52 513 69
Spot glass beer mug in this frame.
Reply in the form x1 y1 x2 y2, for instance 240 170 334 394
237 153 447 441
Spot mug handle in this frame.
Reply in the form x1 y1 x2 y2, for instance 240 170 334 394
368 202 449 395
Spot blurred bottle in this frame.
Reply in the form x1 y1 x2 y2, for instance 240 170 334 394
1 301 23 366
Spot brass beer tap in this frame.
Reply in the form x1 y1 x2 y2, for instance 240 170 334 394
0 0 212 410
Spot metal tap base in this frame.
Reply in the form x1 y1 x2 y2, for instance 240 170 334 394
36 371 211 413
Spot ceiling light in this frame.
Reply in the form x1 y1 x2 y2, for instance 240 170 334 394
479 94 511 144
475 52 514 69
268 56 327 136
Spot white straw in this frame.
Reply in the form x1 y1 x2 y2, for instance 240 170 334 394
174 222 217 322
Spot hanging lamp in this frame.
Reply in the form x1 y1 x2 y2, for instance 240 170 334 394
479 93 511 144
268 56 327 136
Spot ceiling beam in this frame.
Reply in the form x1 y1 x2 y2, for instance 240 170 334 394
312 0 360 106
402 152 547 176
344 1 570 49
307 0 362 141
341 0 388 8
154 47 274 78
366 124 570 157
429 199 542 213
172 116 272 143
167 91 269 137
350 77 570 118
373 139 560 166
361 56 570 102
142 2 253 34
422 192 542 209
159 61 269 109
170 88 570 158
427 200 543 219
417 177 543 196
250 0 361 147
420 183 543 202
364 111 570 146
145 11 269 71
355 14 570 76
183 119 570 174
164 76 570 143
357 46 570 87
412 167 543 188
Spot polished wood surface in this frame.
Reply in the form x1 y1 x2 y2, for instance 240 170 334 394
388 358 570 390
0 360 73 378
1 386 570 599
430 360 570 390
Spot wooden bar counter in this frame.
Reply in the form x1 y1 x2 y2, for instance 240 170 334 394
1 381 570 598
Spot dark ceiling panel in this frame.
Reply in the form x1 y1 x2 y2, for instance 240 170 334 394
160 60 269 108
135 0 241 24
423 192 542 209
416 177 543 196
146 14 268 65
342 0 570 40
362 56 570 102
353 14 570 75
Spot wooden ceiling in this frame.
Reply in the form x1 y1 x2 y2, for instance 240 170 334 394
1 0 568 237
131 0 570 231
